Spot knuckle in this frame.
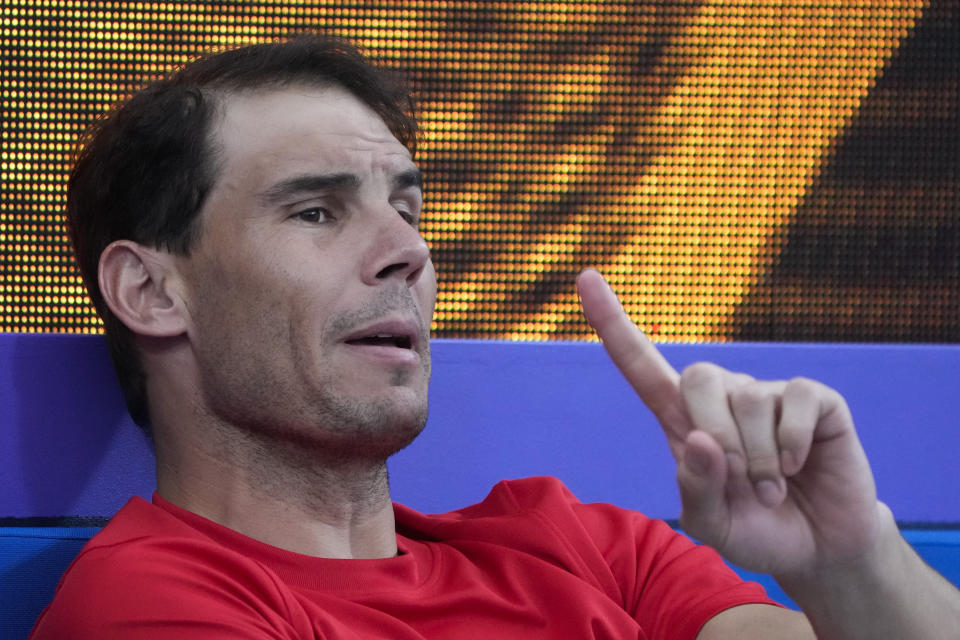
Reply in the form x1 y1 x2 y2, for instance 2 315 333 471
729 383 767 414
728 372 754 389
680 361 721 389
786 376 818 397
785 376 836 406
784 376 850 415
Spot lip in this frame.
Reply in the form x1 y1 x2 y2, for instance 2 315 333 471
341 316 424 354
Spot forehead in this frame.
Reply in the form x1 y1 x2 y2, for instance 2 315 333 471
210 84 412 178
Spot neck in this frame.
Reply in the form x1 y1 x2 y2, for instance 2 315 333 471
154 416 399 560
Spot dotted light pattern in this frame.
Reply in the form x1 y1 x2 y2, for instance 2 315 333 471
3 1 956 342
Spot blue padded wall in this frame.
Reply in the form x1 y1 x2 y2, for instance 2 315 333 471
3 335 959 522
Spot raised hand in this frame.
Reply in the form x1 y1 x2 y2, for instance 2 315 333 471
576 268 883 578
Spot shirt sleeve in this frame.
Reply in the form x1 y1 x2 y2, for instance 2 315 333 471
29 538 314 640
495 476 778 640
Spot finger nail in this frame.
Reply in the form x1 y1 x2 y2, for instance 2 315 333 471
754 479 783 507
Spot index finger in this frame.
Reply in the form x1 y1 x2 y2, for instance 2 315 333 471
577 268 686 434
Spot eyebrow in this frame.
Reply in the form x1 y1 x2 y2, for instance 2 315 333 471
259 168 423 206
259 173 361 206
393 167 423 192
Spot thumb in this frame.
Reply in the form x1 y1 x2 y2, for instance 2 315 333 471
677 431 730 544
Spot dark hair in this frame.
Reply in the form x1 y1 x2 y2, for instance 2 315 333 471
67 33 419 430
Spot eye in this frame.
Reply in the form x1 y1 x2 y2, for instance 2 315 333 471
393 201 421 228
397 208 419 228
292 207 333 224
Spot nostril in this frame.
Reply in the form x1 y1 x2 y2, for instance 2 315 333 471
368 230 429 284
405 264 424 285
375 262 409 280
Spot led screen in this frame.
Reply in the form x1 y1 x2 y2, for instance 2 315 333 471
3 1 958 342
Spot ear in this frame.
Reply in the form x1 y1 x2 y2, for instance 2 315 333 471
98 240 188 337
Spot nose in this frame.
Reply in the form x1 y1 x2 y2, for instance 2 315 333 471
362 209 431 287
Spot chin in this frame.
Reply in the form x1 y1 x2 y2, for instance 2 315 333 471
303 388 429 459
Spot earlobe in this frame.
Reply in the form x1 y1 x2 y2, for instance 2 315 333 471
98 240 188 337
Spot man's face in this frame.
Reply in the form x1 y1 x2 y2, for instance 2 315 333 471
174 84 436 459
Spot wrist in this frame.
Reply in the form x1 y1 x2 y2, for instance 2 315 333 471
776 501 901 598
773 502 951 640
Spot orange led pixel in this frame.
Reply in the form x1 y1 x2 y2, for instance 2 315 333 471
2 0 958 343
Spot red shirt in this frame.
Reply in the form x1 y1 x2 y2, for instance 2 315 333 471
31 476 774 639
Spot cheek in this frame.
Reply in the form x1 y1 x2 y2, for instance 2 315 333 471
188 257 295 344
286 276 349 351
417 262 438 322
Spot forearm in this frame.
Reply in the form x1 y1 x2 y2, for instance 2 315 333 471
776 503 960 640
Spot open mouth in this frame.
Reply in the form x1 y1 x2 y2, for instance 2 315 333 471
345 334 413 349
